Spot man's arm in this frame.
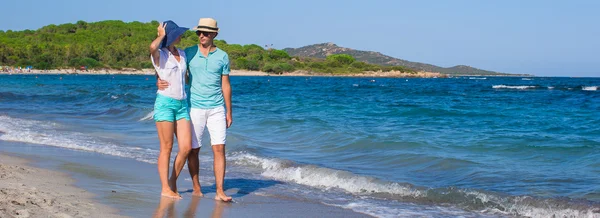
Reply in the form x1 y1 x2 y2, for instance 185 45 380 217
156 78 169 90
222 75 232 128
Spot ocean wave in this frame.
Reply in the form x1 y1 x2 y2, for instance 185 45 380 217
229 152 600 217
139 110 154 121
0 90 136 105
1 90 150 121
106 93 143 102
229 152 422 197
77 104 151 121
492 85 538 90
0 91 20 100
328 201 492 218
0 115 158 164
492 85 599 91
0 91 57 101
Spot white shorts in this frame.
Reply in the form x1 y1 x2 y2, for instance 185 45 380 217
190 106 227 149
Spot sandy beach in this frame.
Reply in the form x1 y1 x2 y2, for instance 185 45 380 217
0 142 371 218
0 68 446 78
0 153 124 218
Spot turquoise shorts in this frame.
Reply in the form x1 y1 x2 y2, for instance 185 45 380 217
153 94 190 122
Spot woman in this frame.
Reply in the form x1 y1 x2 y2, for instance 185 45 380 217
150 20 192 199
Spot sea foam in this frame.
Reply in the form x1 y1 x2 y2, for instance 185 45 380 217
0 115 158 164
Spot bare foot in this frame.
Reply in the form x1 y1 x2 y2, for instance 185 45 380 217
192 189 204 197
215 192 232 202
161 190 182 199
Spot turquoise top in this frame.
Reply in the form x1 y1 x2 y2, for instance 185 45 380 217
184 46 230 109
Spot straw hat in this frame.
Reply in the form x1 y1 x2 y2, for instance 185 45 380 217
192 18 219 33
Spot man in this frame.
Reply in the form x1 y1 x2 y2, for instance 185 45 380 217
158 18 232 202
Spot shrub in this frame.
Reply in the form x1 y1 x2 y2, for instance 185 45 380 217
292 61 306 69
141 61 153 69
34 62 50 69
243 44 265 56
308 62 325 69
245 60 260 71
235 57 260 71
350 61 368 69
80 57 101 68
262 62 275 72
226 44 245 59
267 50 291 60
278 62 294 72
247 53 263 61
326 54 355 66
262 62 294 74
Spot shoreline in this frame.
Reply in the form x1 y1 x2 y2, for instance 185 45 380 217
0 153 124 218
0 142 371 218
0 69 543 78
0 68 450 78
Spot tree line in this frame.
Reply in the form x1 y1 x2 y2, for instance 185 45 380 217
0 20 415 74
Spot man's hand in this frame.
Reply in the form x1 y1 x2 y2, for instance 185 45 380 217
226 113 233 128
157 78 169 90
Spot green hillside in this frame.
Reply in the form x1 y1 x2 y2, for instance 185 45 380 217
0 21 414 75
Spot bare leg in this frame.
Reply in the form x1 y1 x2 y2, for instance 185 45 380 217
156 121 180 199
168 119 192 194
188 148 203 196
212 144 231 202
188 107 206 197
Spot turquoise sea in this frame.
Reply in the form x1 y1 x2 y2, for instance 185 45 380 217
0 74 598 217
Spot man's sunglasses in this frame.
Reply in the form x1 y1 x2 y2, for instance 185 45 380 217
196 31 215 36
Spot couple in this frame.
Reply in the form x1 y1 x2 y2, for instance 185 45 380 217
149 18 232 202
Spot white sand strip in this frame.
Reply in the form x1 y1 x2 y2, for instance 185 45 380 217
0 153 125 218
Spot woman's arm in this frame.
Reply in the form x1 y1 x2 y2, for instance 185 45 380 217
150 22 167 69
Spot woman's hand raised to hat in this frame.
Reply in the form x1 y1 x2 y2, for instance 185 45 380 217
157 22 167 37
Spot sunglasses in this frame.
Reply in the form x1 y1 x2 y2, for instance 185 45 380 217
196 31 215 36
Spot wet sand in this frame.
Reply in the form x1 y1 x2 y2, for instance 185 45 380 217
0 144 371 218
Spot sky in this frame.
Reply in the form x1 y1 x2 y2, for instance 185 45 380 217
1 0 599 77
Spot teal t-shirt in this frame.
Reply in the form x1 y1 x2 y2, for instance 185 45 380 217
184 46 230 109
